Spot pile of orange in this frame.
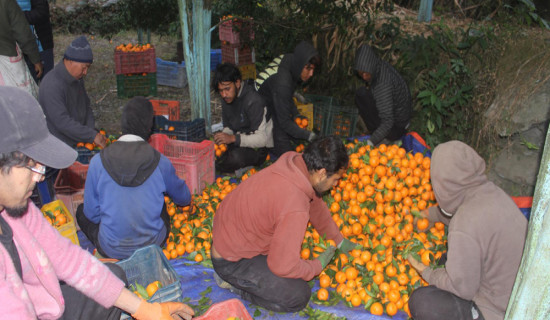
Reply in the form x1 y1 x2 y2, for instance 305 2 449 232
162 169 257 263
115 43 153 53
42 206 69 227
295 143 305 153
76 130 116 151
295 117 309 129
161 139 446 317
214 144 227 157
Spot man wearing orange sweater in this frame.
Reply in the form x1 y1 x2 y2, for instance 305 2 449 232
212 136 357 312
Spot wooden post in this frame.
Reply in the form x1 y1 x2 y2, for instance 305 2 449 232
418 0 433 22
177 0 212 133
505 127 550 319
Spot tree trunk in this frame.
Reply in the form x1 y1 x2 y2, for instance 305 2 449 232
177 0 212 133
505 127 550 319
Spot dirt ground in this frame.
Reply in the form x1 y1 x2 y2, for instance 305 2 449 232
51 31 223 136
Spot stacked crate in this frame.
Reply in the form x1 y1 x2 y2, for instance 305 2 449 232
114 43 157 98
219 17 256 80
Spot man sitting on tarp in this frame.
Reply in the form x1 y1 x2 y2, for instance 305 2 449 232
77 97 191 260
354 44 412 146
211 136 360 312
257 41 320 157
0 87 194 320
212 63 273 176
406 141 527 320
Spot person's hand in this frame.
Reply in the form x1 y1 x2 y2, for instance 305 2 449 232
34 62 44 79
366 139 374 147
337 238 362 254
308 132 317 142
317 245 337 269
132 300 194 320
94 132 107 148
407 255 427 275
214 132 235 145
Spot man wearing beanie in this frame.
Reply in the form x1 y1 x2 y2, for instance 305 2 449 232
77 97 192 260
38 35 106 149
0 87 194 320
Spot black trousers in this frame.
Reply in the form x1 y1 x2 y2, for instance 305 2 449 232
409 286 485 320
355 86 407 141
60 262 127 320
215 145 268 173
272 126 297 158
212 255 311 313
76 202 170 259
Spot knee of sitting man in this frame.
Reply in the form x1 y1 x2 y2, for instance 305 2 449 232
278 285 311 312
408 285 435 318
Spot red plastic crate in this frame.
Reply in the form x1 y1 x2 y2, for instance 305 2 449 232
54 162 89 193
150 99 180 121
114 47 157 75
221 43 255 66
194 299 253 320
149 134 214 194
219 18 255 44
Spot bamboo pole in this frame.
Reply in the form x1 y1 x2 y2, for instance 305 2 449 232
178 0 212 133
505 127 550 319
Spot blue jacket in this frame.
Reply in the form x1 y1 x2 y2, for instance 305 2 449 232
83 136 190 259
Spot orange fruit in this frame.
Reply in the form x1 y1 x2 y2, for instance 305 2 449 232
319 274 331 288
421 250 434 266
370 302 384 315
317 288 329 301
146 280 161 297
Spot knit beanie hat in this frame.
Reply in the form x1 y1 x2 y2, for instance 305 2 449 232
64 36 93 63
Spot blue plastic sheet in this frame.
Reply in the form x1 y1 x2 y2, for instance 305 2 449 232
170 259 408 320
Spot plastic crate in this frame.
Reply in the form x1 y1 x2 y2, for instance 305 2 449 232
210 49 222 71
295 99 314 131
76 147 99 165
54 161 89 193
238 63 256 80
150 99 180 121
221 43 255 66
114 47 156 75
41 200 80 245
156 58 187 88
149 134 214 194
55 191 84 230
195 299 253 320
116 73 157 98
153 116 206 142
117 245 183 320
219 18 255 44
314 104 358 137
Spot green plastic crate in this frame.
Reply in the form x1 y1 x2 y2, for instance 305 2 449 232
116 73 157 98
314 104 358 137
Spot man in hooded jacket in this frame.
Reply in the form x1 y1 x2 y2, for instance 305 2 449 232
407 141 527 320
354 44 412 146
77 97 191 260
258 41 320 157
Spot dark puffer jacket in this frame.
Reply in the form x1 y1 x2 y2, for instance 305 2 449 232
258 41 317 143
355 44 412 145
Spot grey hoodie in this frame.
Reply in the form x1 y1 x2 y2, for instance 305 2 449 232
424 141 527 320
354 44 412 144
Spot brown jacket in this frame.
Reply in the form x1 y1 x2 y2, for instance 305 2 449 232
423 141 527 320
212 152 343 281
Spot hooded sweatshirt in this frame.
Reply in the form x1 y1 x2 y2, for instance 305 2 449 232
83 98 191 259
212 152 344 281
422 141 527 320
354 44 412 145
258 41 317 143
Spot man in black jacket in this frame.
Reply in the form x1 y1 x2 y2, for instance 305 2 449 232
258 41 320 157
213 63 273 175
354 44 412 146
